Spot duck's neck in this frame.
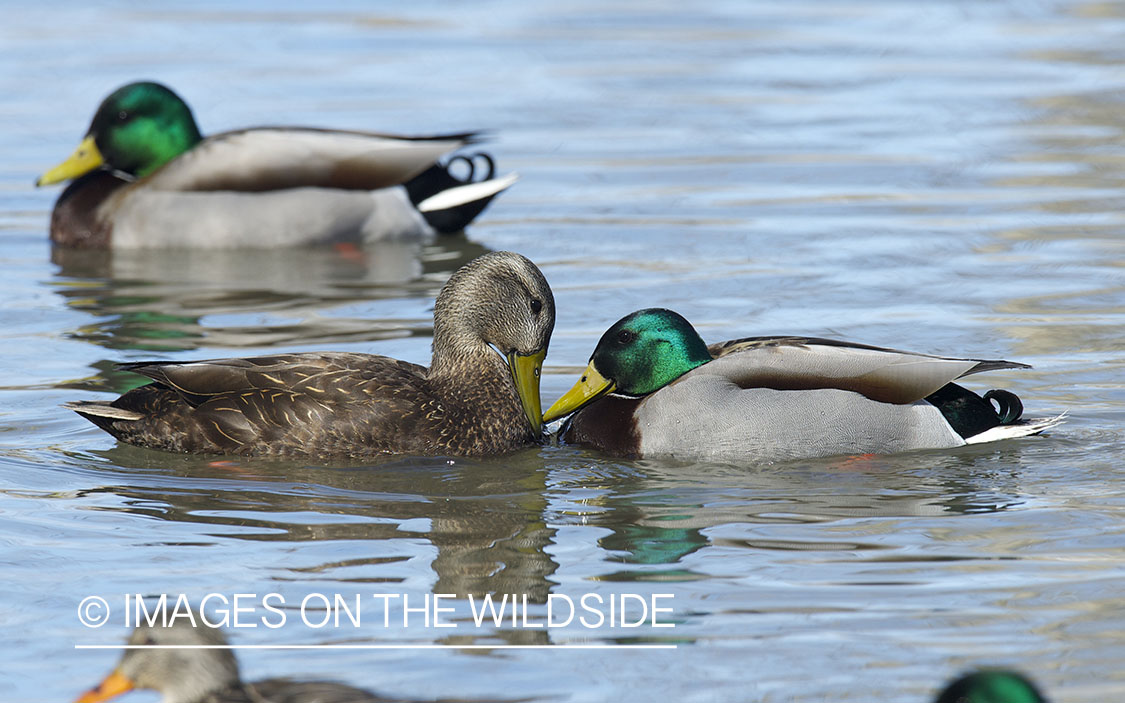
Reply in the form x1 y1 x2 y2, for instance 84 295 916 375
429 329 533 442
429 331 517 410
161 655 239 703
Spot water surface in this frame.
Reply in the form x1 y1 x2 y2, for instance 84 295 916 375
2 1 1124 701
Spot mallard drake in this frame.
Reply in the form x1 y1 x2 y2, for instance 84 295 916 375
76 617 393 703
934 670 1048 703
544 308 1062 462
66 251 554 457
37 81 517 248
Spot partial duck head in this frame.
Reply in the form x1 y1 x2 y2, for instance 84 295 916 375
431 251 555 434
543 308 710 422
934 670 1048 703
39 81 203 186
75 615 239 703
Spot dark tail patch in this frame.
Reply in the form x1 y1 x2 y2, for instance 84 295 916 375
403 152 500 233
925 383 1025 440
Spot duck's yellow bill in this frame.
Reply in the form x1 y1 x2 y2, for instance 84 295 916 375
543 361 615 423
508 349 547 434
75 669 135 703
37 136 105 186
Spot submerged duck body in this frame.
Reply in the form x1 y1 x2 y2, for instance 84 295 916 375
38 81 517 248
67 252 554 457
76 617 394 703
545 309 1062 462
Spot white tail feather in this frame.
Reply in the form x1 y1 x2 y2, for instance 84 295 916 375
965 412 1067 445
63 401 143 421
417 172 519 212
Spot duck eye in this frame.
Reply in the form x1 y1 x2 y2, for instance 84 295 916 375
530 299 542 315
142 635 156 646
616 330 635 345
117 110 129 123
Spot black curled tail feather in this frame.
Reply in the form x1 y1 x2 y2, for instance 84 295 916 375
403 152 504 233
984 389 1023 424
404 152 495 206
448 153 494 182
925 382 1026 440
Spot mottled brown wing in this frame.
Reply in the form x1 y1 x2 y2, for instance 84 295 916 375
109 352 432 455
119 352 400 405
216 678 401 703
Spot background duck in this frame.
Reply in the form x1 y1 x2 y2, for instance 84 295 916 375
934 670 1048 703
76 616 395 703
66 251 554 457
37 81 517 248
544 308 1062 462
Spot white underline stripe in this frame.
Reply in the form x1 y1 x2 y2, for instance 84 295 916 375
75 644 677 650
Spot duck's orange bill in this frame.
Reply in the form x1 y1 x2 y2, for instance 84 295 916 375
75 670 134 703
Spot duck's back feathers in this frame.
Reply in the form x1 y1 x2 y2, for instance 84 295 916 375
117 353 423 405
703 336 1029 404
227 678 399 703
144 128 476 193
71 351 538 457
67 352 434 456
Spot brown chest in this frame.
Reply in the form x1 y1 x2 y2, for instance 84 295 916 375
560 394 643 458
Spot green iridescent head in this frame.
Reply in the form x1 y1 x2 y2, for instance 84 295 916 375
89 81 203 177
38 81 202 186
543 308 711 422
935 670 1048 703
590 308 712 395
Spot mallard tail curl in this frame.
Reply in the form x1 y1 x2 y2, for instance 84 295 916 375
405 152 518 233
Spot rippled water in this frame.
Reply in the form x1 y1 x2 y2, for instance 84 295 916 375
2 1 1124 701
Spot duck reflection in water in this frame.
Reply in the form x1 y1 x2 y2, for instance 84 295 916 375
50 238 491 356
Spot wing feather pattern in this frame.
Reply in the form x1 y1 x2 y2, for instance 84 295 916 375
79 353 432 455
143 129 475 192
700 336 1029 404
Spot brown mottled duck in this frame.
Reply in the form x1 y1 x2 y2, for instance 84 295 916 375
75 617 396 703
66 251 554 457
